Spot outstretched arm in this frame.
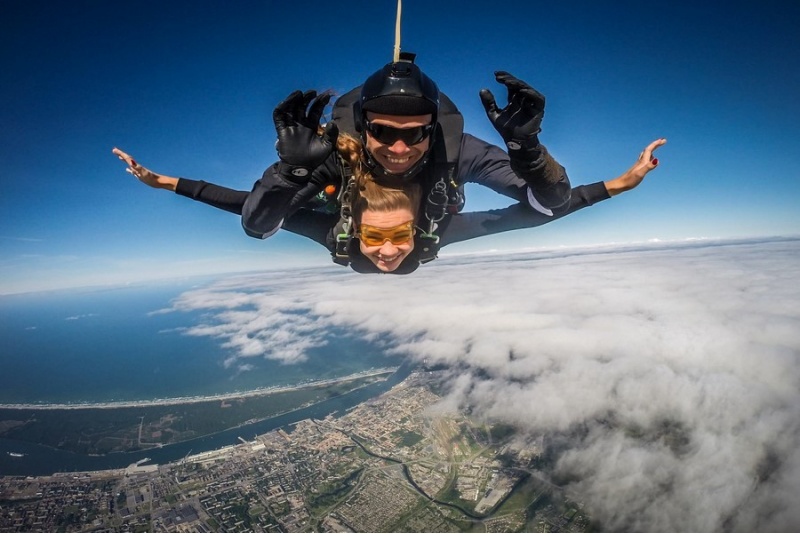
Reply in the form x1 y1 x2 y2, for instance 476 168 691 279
112 147 248 215
440 139 666 247
438 183 606 247
112 146 341 250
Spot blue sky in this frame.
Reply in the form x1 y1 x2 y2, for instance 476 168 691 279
2 0 799 294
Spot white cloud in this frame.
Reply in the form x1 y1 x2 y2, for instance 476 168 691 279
64 313 98 321
161 273 339 365
165 237 800 531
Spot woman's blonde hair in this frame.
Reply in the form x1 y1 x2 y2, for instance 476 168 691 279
336 131 421 224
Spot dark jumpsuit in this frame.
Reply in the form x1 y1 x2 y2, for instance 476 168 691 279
174 108 605 273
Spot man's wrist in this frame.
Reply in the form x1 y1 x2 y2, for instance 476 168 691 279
509 142 545 174
277 162 314 184
505 133 541 154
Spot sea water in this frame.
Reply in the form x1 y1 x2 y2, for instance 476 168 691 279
0 277 410 475
0 278 395 405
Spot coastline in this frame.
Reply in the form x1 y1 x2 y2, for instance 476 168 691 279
0 367 397 411
0 361 416 477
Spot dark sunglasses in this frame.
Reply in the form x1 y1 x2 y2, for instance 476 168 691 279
364 120 434 146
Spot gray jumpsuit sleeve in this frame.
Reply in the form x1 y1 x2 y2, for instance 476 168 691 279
437 182 609 248
456 133 571 215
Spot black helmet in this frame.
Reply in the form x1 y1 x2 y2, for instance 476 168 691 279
355 53 440 180
356 53 439 128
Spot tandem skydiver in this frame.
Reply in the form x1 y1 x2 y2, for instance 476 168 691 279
236 53 574 265
113 44 667 274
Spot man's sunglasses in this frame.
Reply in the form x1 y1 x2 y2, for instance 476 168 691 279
357 220 415 247
364 120 434 146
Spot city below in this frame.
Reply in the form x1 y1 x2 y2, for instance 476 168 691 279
0 370 590 532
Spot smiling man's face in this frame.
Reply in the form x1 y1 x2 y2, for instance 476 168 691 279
364 112 432 176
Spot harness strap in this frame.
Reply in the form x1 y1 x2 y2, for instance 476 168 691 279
415 125 461 263
333 155 356 265
328 90 464 267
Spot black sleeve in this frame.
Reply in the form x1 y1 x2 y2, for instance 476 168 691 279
175 172 338 251
438 181 610 247
175 178 249 215
240 155 340 239
456 134 572 213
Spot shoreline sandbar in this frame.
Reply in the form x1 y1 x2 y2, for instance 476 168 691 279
0 367 398 411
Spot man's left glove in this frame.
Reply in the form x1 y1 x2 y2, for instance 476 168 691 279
479 71 545 154
273 90 339 183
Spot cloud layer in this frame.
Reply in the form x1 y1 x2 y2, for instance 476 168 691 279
164 238 800 531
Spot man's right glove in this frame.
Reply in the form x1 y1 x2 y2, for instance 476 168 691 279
480 71 570 209
479 71 545 155
273 90 339 183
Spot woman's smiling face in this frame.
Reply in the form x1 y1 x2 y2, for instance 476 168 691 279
358 208 416 272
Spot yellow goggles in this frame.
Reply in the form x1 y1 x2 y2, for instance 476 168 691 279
357 220 415 247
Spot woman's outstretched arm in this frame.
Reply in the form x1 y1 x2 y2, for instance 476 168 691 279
438 138 667 247
112 147 248 215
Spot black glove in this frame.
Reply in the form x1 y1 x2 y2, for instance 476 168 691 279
480 72 569 205
273 90 339 182
479 71 545 154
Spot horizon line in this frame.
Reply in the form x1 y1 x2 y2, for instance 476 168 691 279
2 233 798 297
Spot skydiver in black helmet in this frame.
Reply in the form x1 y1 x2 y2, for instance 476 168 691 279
237 52 573 265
